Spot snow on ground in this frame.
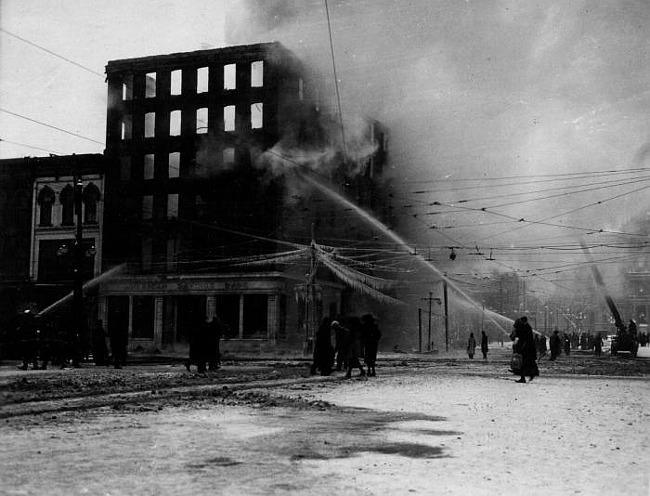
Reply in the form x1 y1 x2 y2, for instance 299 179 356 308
0 364 648 496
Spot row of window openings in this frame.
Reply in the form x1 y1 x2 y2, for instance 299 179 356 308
123 61 264 100
142 194 178 220
120 104 263 140
120 149 235 181
37 184 100 226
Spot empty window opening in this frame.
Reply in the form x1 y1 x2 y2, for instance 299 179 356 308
120 156 131 181
142 195 153 220
37 186 55 226
170 110 181 136
168 152 180 178
251 103 263 129
144 154 155 180
197 67 208 93
82 183 100 224
223 147 235 169
171 70 182 96
145 72 156 98
144 112 155 138
121 115 132 140
224 64 236 90
122 75 133 100
196 107 208 134
167 193 179 218
224 105 235 131
251 61 263 87
60 185 74 226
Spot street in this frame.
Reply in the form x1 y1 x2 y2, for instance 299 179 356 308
0 350 648 496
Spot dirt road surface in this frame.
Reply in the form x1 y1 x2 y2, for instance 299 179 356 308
0 349 648 495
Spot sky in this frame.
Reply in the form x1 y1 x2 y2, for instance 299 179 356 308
3 0 650 300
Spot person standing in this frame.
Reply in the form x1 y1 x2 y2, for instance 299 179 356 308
361 314 381 377
549 330 561 361
186 317 209 373
511 316 539 383
17 311 38 370
480 330 489 360
564 334 571 356
467 332 476 359
594 333 603 357
91 320 109 366
311 317 334 376
205 315 224 371
334 320 350 372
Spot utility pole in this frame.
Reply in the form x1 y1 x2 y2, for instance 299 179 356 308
420 292 441 351
443 279 449 352
72 173 84 367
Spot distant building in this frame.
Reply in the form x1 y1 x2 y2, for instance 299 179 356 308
101 42 392 354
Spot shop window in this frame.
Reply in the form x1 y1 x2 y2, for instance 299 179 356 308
251 61 263 87
37 186 55 226
224 64 236 90
216 294 240 339
60 185 74 226
82 182 100 224
144 112 155 138
145 72 156 98
197 67 208 93
251 103 263 129
196 107 208 134
120 156 131 180
224 105 235 131
167 193 179 219
132 296 155 338
243 294 267 338
223 147 235 169
122 75 133 100
121 115 132 140
144 154 155 180
171 70 182 96
170 110 181 136
142 195 153 220
168 152 180 178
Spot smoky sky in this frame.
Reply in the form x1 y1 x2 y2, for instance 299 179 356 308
222 0 650 292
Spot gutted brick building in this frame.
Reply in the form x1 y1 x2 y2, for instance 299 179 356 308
101 42 392 353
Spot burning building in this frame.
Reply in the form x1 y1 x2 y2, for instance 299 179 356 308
100 42 392 354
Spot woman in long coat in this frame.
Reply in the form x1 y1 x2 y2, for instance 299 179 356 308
466 332 477 359
512 316 539 383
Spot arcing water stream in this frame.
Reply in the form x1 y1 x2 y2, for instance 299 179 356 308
36 264 126 317
302 173 513 335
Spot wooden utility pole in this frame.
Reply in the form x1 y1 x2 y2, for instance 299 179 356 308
443 279 449 352
421 292 441 351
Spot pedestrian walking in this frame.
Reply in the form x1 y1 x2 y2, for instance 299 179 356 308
311 317 335 376
467 332 476 359
549 329 561 361
511 316 539 383
480 330 489 360
361 314 381 377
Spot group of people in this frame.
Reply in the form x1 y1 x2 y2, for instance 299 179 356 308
466 330 489 359
185 315 224 373
311 314 381 378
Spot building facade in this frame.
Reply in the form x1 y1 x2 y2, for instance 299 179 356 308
101 42 391 354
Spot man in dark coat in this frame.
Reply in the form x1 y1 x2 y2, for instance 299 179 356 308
334 320 350 371
344 317 366 378
109 324 128 369
480 330 489 360
91 320 109 366
361 314 381 377
511 316 539 383
206 315 224 371
311 317 334 376
186 317 210 373
17 311 38 370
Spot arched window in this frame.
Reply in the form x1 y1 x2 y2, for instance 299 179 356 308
60 185 74 226
83 183 101 224
37 186 55 226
